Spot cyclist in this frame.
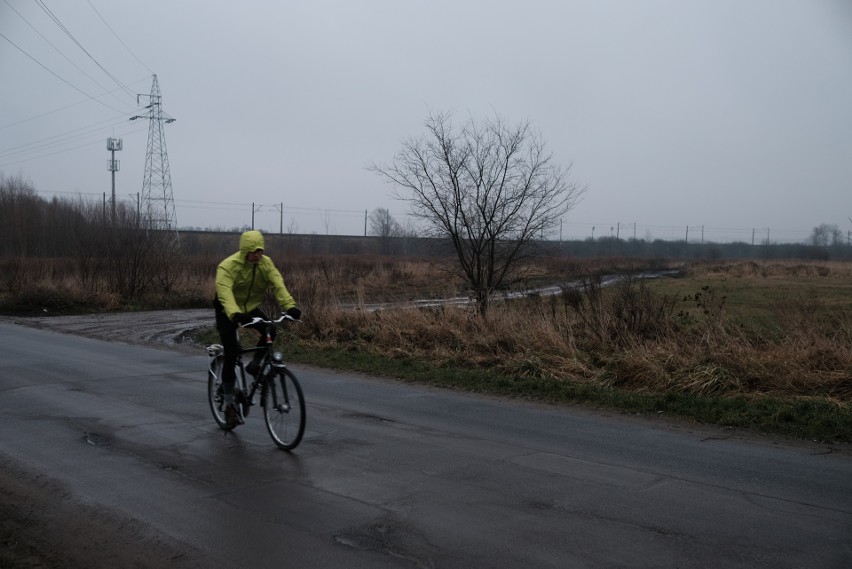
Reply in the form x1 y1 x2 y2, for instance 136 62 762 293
214 230 301 427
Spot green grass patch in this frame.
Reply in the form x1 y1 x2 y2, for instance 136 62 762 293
646 266 852 336
223 333 851 444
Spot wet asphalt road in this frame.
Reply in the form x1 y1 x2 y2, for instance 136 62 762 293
1 320 850 568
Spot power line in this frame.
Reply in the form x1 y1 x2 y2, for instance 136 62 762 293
85 0 153 75
0 113 130 158
0 124 147 168
33 0 136 100
0 31 129 114
1 0 151 167
0 115 135 155
2 0 127 107
171 199 366 216
0 78 149 131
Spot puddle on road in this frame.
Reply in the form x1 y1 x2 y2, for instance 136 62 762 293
83 432 110 447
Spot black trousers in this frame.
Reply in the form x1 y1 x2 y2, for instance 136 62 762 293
213 299 274 389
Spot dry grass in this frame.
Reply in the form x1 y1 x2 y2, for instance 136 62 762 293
298 300 850 403
3 255 850 406
290 259 852 404
685 259 852 279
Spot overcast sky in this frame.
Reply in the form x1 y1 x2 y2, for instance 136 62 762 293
2 0 851 243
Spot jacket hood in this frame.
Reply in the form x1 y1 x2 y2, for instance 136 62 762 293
239 230 265 256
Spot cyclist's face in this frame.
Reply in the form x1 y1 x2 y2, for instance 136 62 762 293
246 249 263 264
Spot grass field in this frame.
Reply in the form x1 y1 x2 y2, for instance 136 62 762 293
191 259 852 443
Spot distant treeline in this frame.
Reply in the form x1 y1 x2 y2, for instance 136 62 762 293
174 230 852 262
2 174 849 262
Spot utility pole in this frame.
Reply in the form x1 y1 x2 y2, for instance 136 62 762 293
130 75 178 241
251 202 262 230
107 138 122 222
386 209 392 239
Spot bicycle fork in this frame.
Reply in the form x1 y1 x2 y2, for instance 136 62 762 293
266 358 293 413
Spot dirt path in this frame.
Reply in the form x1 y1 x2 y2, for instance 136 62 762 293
1 309 213 352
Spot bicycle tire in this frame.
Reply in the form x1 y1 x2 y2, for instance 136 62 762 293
262 368 306 450
207 355 233 430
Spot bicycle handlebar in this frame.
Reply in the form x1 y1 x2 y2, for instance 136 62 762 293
239 314 301 327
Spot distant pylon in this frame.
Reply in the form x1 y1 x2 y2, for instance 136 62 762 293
131 74 178 237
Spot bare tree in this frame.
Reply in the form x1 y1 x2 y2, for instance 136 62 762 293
320 209 334 235
369 207 403 239
809 223 843 247
369 207 404 254
0 174 39 257
371 111 585 313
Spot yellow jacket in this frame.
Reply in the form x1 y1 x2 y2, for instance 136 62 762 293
215 230 296 319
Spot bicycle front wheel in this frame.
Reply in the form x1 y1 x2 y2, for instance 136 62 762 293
263 368 306 450
208 355 232 430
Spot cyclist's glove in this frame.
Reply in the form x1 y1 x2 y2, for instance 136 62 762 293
233 312 253 325
285 307 302 320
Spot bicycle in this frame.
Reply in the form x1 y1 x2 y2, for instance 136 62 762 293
206 314 306 450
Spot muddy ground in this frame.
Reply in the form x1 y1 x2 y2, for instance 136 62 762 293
2 309 214 352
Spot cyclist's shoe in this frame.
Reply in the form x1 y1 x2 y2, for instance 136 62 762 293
224 404 243 428
245 359 262 377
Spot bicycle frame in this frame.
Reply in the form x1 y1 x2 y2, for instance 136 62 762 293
207 313 305 450
234 321 281 410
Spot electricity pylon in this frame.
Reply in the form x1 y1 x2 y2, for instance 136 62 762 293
131 74 178 239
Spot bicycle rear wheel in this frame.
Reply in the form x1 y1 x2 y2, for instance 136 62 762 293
208 355 232 429
263 368 306 450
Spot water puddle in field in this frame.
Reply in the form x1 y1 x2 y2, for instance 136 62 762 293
348 270 679 312
11 271 679 346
